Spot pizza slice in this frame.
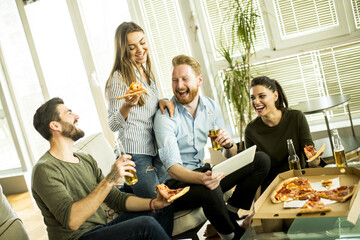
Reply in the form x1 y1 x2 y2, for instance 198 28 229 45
314 185 357 202
155 184 190 202
299 195 332 214
321 179 333 189
116 82 148 100
271 177 314 203
304 144 326 162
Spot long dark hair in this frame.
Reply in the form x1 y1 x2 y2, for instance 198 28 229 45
251 76 288 110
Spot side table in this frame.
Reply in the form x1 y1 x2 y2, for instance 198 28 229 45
291 94 360 160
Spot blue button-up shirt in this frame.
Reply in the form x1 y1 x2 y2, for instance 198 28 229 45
153 96 227 181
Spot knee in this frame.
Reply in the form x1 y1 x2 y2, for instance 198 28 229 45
137 216 158 228
201 186 224 203
254 151 271 174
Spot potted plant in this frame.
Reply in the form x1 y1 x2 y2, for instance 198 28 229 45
216 0 259 150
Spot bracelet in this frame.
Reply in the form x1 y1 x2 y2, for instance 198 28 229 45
224 143 234 149
149 197 156 212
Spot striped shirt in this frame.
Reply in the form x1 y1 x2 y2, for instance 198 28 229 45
106 69 160 156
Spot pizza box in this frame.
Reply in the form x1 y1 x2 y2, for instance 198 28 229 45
254 167 360 224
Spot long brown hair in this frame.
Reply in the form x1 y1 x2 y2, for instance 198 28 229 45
105 22 154 106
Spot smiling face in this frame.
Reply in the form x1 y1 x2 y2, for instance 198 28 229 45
127 31 148 67
172 64 202 105
56 104 84 141
250 85 279 117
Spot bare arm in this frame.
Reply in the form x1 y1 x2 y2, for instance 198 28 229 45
223 143 238 158
168 164 225 190
168 164 204 184
159 99 175 118
120 94 141 120
214 128 238 158
68 155 134 230
125 193 171 212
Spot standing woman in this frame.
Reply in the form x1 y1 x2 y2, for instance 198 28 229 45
245 76 324 191
105 22 174 198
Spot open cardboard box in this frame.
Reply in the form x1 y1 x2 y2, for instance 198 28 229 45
254 167 360 225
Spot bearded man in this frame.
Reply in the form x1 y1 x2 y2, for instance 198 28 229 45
153 55 271 240
31 97 173 240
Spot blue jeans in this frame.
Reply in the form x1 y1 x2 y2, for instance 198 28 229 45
78 215 170 240
125 154 167 198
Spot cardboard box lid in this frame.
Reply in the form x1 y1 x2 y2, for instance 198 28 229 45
254 167 360 224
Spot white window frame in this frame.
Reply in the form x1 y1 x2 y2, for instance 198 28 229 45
262 0 356 50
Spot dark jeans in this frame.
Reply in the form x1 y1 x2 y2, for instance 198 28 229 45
166 151 270 235
79 206 173 240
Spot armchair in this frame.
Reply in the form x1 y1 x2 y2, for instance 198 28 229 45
0 185 30 240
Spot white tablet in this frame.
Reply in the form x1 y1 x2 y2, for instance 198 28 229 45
212 145 257 176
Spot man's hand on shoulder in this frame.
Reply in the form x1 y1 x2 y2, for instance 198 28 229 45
158 99 175 118
201 170 225 190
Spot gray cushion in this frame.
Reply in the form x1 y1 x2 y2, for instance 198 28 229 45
74 133 116 175
0 185 17 226
0 185 29 239
0 218 30 240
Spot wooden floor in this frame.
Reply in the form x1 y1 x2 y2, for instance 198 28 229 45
6 191 48 240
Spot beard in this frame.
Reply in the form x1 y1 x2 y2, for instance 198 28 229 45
60 120 85 142
174 86 199 105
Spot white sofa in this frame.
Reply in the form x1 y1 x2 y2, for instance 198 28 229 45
74 132 214 238
0 184 30 240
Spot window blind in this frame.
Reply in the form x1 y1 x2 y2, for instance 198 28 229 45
199 0 269 60
139 0 191 98
273 0 338 39
252 40 360 122
351 0 360 28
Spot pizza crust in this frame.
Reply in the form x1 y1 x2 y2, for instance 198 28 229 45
314 184 357 202
116 89 148 100
335 184 357 202
271 177 299 203
167 186 190 202
299 206 332 214
307 144 326 162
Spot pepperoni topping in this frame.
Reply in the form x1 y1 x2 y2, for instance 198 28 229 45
338 191 350 196
309 195 320 202
298 190 309 195
338 186 348 191
299 196 309 200
279 188 291 194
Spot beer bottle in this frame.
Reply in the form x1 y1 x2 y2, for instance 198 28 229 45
332 129 348 167
208 111 223 151
115 139 138 185
287 139 301 170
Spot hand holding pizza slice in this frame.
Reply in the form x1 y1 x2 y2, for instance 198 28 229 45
304 144 325 162
116 82 148 100
155 184 190 202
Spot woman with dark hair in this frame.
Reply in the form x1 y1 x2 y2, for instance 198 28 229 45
245 76 323 191
105 22 174 198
